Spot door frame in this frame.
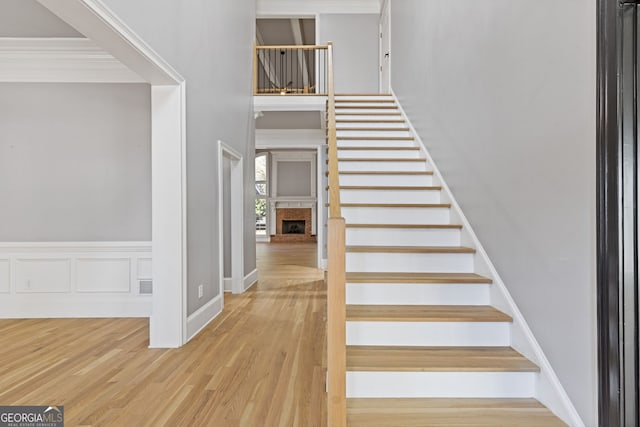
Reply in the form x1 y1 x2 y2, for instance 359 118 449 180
379 0 391 94
596 0 639 424
218 141 245 295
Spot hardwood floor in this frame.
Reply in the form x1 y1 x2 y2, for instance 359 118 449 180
0 242 326 426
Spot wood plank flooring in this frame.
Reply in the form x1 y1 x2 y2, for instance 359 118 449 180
0 242 326 427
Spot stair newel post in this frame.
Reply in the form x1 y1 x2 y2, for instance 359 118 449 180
327 217 347 426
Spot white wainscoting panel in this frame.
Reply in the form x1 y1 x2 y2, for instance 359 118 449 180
15 259 71 293
76 258 131 293
0 242 152 317
0 260 9 293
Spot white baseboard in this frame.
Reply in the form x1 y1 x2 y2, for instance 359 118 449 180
393 93 584 427
244 268 258 291
0 241 152 318
186 294 223 341
223 277 232 292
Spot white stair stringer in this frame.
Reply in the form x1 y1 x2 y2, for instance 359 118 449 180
331 95 582 425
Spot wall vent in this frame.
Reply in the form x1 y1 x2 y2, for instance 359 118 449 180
139 280 152 295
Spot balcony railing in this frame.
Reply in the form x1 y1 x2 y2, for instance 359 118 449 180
253 45 329 95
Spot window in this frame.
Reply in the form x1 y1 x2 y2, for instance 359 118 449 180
255 154 268 236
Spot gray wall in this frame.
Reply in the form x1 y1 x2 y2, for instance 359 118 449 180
0 83 151 241
0 0 83 37
277 162 312 197
102 0 257 315
317 14 379 93
390 0 596 424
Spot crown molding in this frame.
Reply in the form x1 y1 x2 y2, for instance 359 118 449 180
0 37 145 83
257 0 381 16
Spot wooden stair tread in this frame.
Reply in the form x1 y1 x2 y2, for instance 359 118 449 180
337 158 424 162
336 112 402 116
347 398 567 427
337 171 433 175
347 246 475 254
339 185 440 190
346 272 491 284
337 127 410 131
336 99 396 103
346 346 539 372
335 147 419 151
336 106 398 109
346 223 461 229
346 305 512 322
341 203 450 208
336 119 405 123
338 136 414 140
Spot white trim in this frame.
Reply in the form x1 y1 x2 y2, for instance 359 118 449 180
0 37 145 83
254 95 327 112
244 269 258 291
223 277 233 293
37 0 183 85
257 0 380 15
0 241 152 318
218 141 245 295
316 145 326 269
36 0 189 348
186 294 223 341
150 83 187 348
392 91 584 427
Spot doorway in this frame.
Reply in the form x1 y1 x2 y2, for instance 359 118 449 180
597 0 640 424
218 141 244 295
379 0 391 94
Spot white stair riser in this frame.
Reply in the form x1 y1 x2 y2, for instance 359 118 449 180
339 175 433 186
336 103 398 108
346 283 490 305
336 130 412 138
340 189 441 204
346 227 459 246
346 372 535 398
336 108 400 114
336 96 394 101
337 122 407 129
346 252 474 273
342 207 450 224
337 150 422 159
338 139 416 148
337 114 402 121
339 161 428 172
346 321 510 346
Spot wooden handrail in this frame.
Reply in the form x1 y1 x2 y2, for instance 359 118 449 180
326 42 347 427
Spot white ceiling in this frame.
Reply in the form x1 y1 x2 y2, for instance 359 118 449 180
0 0 84 38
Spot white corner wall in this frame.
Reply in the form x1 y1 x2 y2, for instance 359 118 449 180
317 13 379 93
101 0 257 317
390 0 597 424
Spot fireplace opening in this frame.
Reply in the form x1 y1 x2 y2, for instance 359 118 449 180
282 220 305 234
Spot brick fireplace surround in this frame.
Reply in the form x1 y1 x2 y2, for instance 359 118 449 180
271 208 316 243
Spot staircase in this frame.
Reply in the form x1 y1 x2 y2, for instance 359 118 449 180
329 94 567 426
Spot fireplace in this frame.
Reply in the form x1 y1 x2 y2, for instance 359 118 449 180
282 220 305 234
272 208 316 242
